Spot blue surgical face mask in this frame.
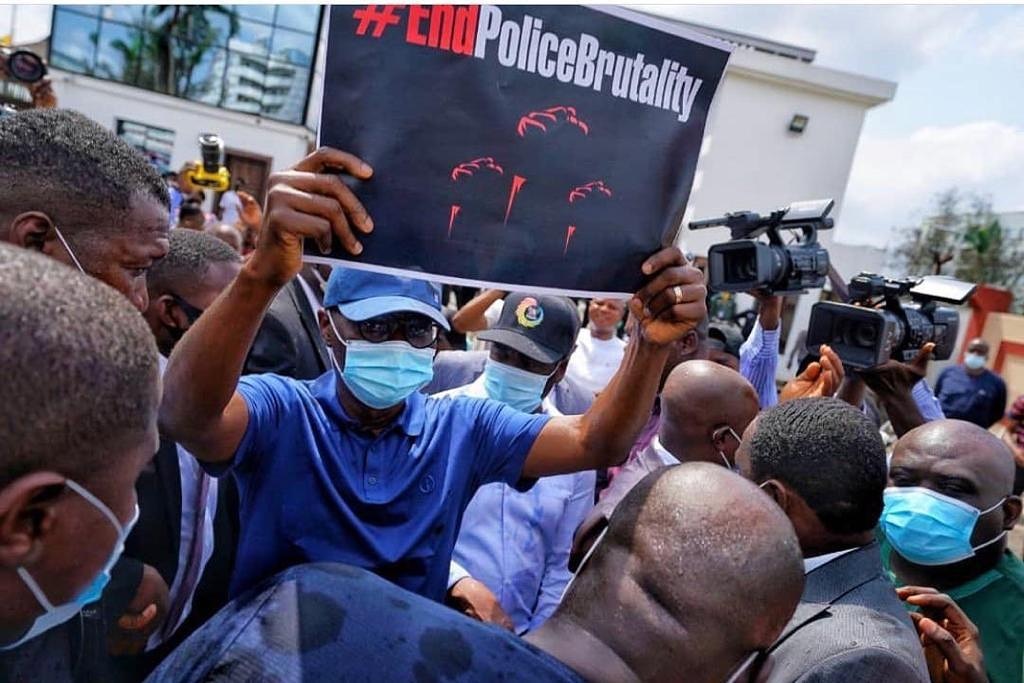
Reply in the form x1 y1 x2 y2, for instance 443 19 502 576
329 315 434 410
2 480 138 650
964 353 986 371
880 486 1007 566
483 358 550 413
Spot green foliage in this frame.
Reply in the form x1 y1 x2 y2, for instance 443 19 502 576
890 189 1024 313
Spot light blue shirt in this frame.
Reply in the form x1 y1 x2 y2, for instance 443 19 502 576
440 377 595 634
739 318 780 408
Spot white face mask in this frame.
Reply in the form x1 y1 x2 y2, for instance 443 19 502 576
1 480 137 650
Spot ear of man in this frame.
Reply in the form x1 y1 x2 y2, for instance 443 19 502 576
0 473 67 568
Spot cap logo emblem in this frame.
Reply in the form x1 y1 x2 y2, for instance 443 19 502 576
515 297 544 328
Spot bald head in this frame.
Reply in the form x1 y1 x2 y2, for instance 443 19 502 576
659 360 760 466
966 338 990 356
563 463 804 683
893 420 1015 502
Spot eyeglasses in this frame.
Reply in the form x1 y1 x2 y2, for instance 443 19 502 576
171 294 205 324
356 313 439 349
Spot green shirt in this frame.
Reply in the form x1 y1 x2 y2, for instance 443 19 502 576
882 540 1024 683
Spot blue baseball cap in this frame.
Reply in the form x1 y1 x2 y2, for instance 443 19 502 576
324 267 450 330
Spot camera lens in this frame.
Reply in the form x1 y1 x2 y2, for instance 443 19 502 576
7 50 46 84
837 319 877 348
725 252 757 284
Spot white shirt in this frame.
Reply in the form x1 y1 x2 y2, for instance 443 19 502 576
219 190 241 226
565 327 626 397
802 547 857 575
149 356 219 650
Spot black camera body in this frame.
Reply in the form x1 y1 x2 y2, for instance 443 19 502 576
688 199 834 294
806 272 976 370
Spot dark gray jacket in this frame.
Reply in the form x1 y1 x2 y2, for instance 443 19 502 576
767 542 929 682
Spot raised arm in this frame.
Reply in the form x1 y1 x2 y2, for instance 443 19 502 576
160 148 374 462
522 248 706 478
451 289 505 334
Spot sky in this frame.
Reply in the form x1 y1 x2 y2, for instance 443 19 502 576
3 4 1022 246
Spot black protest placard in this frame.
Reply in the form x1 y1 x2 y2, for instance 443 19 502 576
312 5 731 296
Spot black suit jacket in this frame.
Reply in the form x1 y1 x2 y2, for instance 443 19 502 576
112 437 239 681
767 542 929 682
244 277 331 380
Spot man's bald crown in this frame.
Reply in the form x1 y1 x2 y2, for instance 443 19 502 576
898 419 1016 492
661 360 759 431
577 463 804 645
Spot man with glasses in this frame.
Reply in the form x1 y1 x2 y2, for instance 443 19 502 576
149 464 805 683
734 398 929 682
159 146 708 602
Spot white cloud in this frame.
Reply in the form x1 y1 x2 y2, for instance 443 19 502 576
837 121 1024 245
978 9 1024 58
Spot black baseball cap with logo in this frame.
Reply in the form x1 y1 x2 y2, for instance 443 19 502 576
478 293 581 364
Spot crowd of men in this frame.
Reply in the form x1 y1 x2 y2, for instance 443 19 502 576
2 106 1023 683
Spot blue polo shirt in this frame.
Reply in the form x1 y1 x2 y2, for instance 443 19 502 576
216 371 550 601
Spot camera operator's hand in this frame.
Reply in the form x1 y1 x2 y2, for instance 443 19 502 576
780 344 844 402
897 587 989 683
29 77 57 109
859 342 934 398
750 290 782 332
856 343 934 437
249 147 373 289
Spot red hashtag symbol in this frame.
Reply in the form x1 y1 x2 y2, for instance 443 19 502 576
353 5 403 38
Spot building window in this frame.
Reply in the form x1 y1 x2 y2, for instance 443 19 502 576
49 5 321 125
116 119 175 173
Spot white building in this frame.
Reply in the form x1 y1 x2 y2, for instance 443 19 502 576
27 7 895 373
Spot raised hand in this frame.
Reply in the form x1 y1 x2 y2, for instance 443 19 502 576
630 247 707 347
248 147 374 288
858 342 935 399
780 344 845 402
897 586 989 683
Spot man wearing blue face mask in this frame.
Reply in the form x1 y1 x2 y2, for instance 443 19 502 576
437 293 596 634
935 338 1007 429
159 146 708 605
0 245 160 679
882 419 1024 683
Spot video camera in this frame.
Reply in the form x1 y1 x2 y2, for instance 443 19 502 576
181 133 230 192
0 47 47 84
688 199 834 294
806 272 977 370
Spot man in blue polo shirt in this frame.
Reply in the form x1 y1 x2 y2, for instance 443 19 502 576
160 146 707 602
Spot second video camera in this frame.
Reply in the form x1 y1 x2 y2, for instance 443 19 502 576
688 199 834 294
806 272 977 370
181 133 230 192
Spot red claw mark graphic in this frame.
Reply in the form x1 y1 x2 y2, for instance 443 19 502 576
564 225 577 255
517 105 590 138
568 180 613 204
448 205 461 238
504 175 527 226
450 157 504 182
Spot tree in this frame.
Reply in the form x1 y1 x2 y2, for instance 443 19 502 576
890 189 1024 313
